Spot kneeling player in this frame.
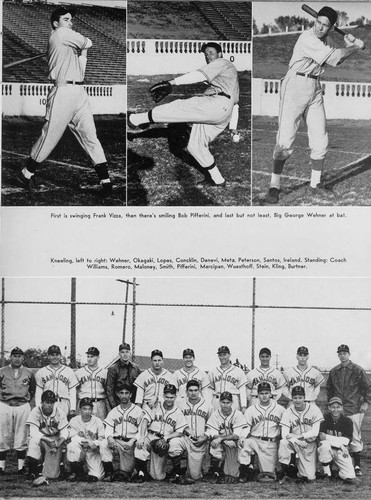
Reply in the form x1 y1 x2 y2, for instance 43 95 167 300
26 390 68 485
317 397 358 484
67 397 105 482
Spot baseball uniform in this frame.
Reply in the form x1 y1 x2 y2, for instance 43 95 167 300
134 402 187 480
173 367 210 401
283 365 324 403
35 364 78 415
0 365 36 453
100 403 144 475
246 367 286 404
208 364 247 411
67 414 105 479
134 368 176 409
317 412 355 480
279 403 324 480
239 401 284 474
75 365 108 420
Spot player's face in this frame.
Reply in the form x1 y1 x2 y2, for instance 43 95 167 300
10 354 24 368
48 353 62 365
118 389 131 404
259 354 271 367
314 16 332 39
258 390 271 404
183 355 194 369
54 13 73 30
41 400 55 415
163 392 176 408
338 351 350 363
204 47 220 64
187 386 200 401
87 354 98 367
220 399 233 414
81 405 93 421
151 355 163 371
292 395 305 410
329 403 343 418
296 354 308 366
119 349 131 362
218 352 230 366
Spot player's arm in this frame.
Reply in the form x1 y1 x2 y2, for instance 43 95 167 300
106 367 117 410
34 384 43 407
299 420 322 441
360 367 371 412
69 385 77 414
169 71 207 86
136 417 149 448
134 386 145 407
326 43 363 67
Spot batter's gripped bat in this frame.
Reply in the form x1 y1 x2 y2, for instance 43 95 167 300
302 4 348 36
3 52 47 69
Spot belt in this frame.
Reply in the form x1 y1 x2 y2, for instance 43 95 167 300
91 398 105 402
218 92 231 99
296 72 320 80
52 80 85 85
114 436 130 442
251 436 279 442
148 430 164 438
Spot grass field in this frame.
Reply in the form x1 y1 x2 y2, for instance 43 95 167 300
127 72 251 206
1 116 126 206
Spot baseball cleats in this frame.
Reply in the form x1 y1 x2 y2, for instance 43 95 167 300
258 473 275 483
87 475 99 483
264 187 280 204
127 112 150 131
0 467 5 476
101 181 113 198
197 176 226 188
16 170 37 191
306 183 335 199
32 474 49 487
168 474 195 485
354 466 362 476
343 477 361 485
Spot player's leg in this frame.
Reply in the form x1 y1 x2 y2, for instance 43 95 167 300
209 440 225 481
277 438 298 481
348 413 364 476
133 437 151 482
0 403 13 472
257 441 278 481
114 440 135 480
187 440 207 481
238 437 256 482
295 441 317 481
66 441 86 481
99 439 115 481
27 436 44 480
222 442 240 481
13 404 31 473
40 440 63 479
332 448 356 481
85 448 104 481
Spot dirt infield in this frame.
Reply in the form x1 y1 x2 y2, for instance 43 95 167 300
127 72 251 206
252 116 371 206
1 116 126 206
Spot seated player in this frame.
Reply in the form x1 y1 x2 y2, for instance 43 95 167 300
26 390 69 485
317 397 359 484
67 397 105 482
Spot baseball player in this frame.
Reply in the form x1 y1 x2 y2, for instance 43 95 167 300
173 348 211 403
206 391 247 483
135 384 188 481
17 6 112 197
246 347 286 405
239 382 285 483
0 347 36 475
265 6 365 204
170 379 212 483
75 347 107 420
208 346 247 412
26 390 69 484
317 397 358 484
134 349 176 409
106 343 141 410
100 384 144 482
327 344 371 476
128 42 239 186
67 397 105 482
278 386 324 482
282 346 324 404
35 344 78 419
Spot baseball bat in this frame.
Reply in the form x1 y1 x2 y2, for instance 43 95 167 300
3 52 47 69
302 4 347 36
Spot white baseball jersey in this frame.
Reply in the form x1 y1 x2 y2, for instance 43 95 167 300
75 365 107 400
69 414 104 442
280 404 324 437
178 397 211 438
244 401 285 439
206 408 247 438
144 402 187 436
208 364 247 399
199 58 239 104
246 367 286 400
35 365 78 401
26 405 68 437
104 403 144 439
283 365 324 402
134 369 176 406
173 367 210 399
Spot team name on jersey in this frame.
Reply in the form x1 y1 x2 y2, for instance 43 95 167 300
288 375 315 386
42 373 69 385
178 375 201 386
144 376 168 389
218 422 235 433
78 429 99 440
40 419 59 434
113 415 140 427
78 374 105 385
153 413 176 429
251 374 278 386
183 407 208 420
251 413 281 426
291 416 315 428
214 374 238 386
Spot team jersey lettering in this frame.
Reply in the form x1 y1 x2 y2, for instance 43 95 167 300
251 413 281 426
183 407 208 420
42 373 69 385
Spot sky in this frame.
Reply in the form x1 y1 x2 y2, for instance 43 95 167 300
253 2 371 29
46 0 126 7
3 277 371 371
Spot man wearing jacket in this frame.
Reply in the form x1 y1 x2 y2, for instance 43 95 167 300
106 344 141 409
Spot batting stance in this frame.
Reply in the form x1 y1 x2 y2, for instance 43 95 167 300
0 347 36 475
265 6 365 204
128 42 239 187
67 397 105 482
18 6 112 196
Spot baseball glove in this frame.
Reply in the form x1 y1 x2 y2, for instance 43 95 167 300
149 81 172 103
151 438 170 457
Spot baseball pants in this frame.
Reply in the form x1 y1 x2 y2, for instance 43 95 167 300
134 433 175 480
100 438 136 474
168 436 207 480
67 440 104 479
273 72 328 162
0 402 31 452
209 440 240 478
239 437 278 473
27 436 63 478
317 441 355 480
349 413 364 453
31 85 106 165
279 438 317 480
78 400 107 421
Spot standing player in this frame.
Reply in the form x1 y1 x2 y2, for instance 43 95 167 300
75 346 107 420
0 347 36 475
17 6 112 196
239 382 285 482
317 397 358 484
265 6 365 204
173 348 211 403
327 344 371 476
134 350 176 409
67 397 105 482
283 346 324 405
278 386 323 482
208 346 247 412
100 384 144 482
135 384 188 481
35 344 78 419
246 347 286 405
106 343 141 410
206 391 247 483
128 42 239 186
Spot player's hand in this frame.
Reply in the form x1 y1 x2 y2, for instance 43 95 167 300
296 439 308 449
354 38 365 50
210 438 221 449
90 441 98 453
136 437 145 449
107 437 116 449
237 438 245 449
340 445 349 458
223 440 236 449
286 433 296 440
360 401 369 413
344 34 356 47
319 432 327 441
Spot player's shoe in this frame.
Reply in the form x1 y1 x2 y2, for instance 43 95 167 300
258 473 275 483
115 471 131 482
15 171 37 191
32 474 49 487
295 476 309 484
127 112 150 131
197 176 226 188
0 467 5 476
264 187 280 204
87 475 99 483
17 467 27 475
306 183 335 200
354 466 362 476
343 477 361 485
136 470 150 483
67 472 80 482
101 181 113 198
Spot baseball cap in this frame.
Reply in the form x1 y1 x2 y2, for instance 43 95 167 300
292 386 305 397
117 383 132 393
183 348 195 358
86 347 100 356
79 397 93 408
297 346 309 355
151 349 163 359
41 390 57 403
259 347 271 356
11 347 24 356
186 379 200 390
258 382 271 393
337 344 350 353
47 345 61 355
217 346 230 354
328 397 343 406
318 6 338 26
201 42 223 54
220 391 233 401
119 343 131 351
164 384 177 395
